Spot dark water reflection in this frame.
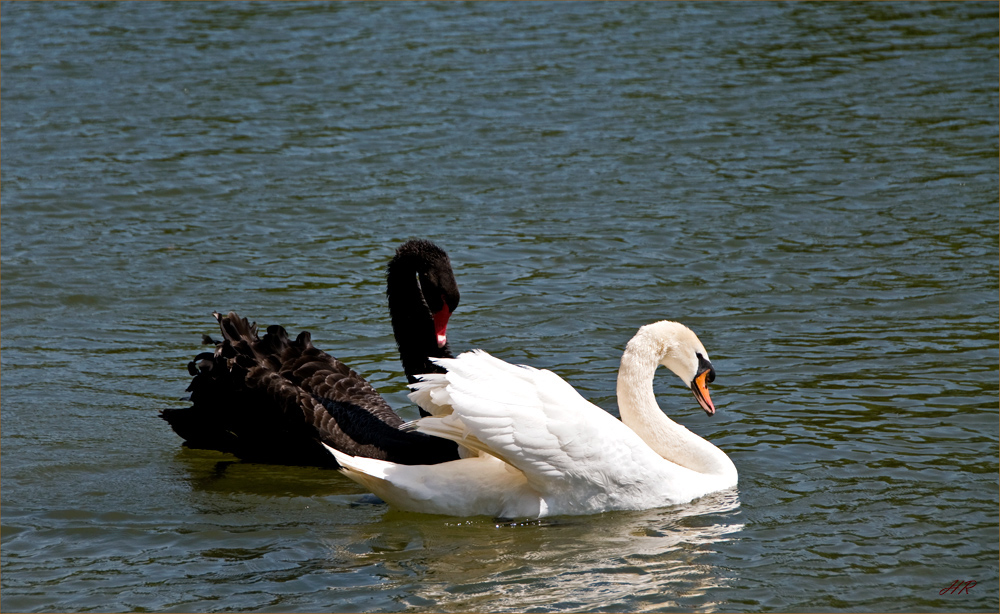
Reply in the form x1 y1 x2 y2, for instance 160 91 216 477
2 1 998 612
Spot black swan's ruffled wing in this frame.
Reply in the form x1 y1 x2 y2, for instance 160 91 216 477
161 312 458 467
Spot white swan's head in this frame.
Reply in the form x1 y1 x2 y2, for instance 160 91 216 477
632 320 717 416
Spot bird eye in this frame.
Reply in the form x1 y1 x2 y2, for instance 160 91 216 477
696 353 715 382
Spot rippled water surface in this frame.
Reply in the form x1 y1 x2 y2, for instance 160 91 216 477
2 2 998 612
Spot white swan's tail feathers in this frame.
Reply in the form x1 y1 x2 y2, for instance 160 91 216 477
325 443 398 489
324 443 428 509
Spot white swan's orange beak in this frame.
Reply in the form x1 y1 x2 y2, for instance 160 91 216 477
692 370 716 416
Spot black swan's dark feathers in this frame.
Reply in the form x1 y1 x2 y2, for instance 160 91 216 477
161 239 463 468
162 311 458 467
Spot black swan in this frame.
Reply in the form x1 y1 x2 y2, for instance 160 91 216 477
160 239 462 468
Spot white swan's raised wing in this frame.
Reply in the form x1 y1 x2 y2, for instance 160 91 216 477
408 350 669 512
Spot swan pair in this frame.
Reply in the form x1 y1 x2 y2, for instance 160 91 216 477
163 240 737 517
329 320 738 518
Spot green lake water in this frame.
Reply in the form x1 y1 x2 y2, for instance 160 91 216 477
2 2 998 611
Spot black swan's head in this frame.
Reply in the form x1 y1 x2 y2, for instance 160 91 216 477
386 240 460 382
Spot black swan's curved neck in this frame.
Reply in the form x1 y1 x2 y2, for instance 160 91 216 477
386 240 460 384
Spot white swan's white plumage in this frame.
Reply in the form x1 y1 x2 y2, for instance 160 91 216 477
327 321 738 518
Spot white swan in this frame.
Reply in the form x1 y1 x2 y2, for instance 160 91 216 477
325 321 738 518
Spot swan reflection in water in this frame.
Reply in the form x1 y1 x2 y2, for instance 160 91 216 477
324 489 743 612
169 449 741 611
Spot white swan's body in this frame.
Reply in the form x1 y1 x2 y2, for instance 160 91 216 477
327 321 737 518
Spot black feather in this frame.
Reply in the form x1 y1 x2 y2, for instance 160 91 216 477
161 240 462 468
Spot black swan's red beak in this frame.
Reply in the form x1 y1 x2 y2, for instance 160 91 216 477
432 300 451 348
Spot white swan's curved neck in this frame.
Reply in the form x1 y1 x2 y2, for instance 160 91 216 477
616 331 736 480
